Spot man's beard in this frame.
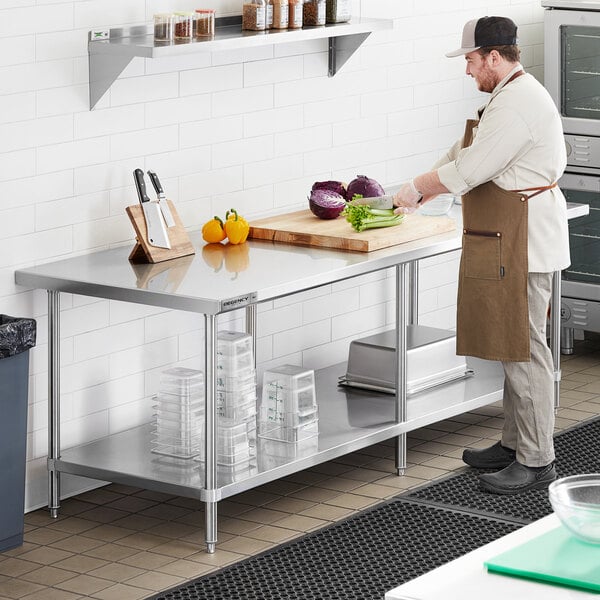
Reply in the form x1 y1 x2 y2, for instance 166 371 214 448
476 64 498 93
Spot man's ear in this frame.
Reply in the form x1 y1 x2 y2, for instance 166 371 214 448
488 49 501 65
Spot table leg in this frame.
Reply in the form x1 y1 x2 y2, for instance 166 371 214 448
245 304 257 367
395 264 409 476
550 271 562 411
204 314 217 553
48 290 61 518
408 260 419 326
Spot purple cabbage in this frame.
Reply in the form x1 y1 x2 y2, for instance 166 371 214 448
311 180 347 197
308 189 346 220
345 175 385 202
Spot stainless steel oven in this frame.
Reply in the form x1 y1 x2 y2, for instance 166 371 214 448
544 1 600 139
557 172 600 352
544 0 600 352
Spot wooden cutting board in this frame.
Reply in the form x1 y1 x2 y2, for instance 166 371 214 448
248 209 457 252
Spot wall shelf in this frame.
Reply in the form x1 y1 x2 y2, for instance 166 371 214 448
88 15 393 109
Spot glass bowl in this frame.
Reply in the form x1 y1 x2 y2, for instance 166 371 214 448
417 193 455 216
549 474 600 544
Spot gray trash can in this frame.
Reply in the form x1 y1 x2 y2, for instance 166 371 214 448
0 315 36 553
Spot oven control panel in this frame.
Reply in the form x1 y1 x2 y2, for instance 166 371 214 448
562 297 600 333
559 170 600 192
565 134 600 169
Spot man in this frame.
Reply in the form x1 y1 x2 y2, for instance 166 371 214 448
393 16 570 495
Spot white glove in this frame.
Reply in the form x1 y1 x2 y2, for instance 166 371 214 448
393 180 422 215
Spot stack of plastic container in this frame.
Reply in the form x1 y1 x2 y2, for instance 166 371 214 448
196 330 257 475
216 331 257 426
258 364 318 465
151 367 204 459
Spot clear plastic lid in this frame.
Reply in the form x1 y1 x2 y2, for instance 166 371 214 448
218 330 253 353
261 364 315 390
160 367 203 383
159 367 203 396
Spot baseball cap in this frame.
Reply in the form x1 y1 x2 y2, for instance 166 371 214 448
446 16 518 58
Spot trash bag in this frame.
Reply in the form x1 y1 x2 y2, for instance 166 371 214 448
0 315 36 359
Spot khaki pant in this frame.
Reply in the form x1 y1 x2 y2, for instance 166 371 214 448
501 272 555 467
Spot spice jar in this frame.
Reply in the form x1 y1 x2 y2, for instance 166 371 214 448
303 0 325 26
195 9 215 37
288 0 303 29
325 0 350 23
271 0 289 29
242 0 267 31
266 0 274 29
174 11 195 40
153 13 174 41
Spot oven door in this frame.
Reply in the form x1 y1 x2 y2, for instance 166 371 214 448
559 171 600 301
545 8 600 137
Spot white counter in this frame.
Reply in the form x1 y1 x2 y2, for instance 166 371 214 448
385 514 596 599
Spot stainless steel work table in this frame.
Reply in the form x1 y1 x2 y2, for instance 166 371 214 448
15 203 587 552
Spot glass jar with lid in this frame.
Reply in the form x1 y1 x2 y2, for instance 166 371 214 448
288 0 303 29
195 9 215 37
242 0 267 30
271 0 289 29
325 0 350 23
266 0 274 29
174 11 195 40
153 13 174 41
303 0 325 26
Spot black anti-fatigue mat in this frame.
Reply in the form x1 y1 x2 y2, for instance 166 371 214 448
148 500 519 600
404 416 600 524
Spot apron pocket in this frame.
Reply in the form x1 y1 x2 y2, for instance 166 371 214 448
463 230 502 280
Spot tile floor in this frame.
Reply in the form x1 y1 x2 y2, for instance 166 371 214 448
1 336 599 600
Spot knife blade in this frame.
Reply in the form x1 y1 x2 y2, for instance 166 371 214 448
133 169 171 249
351 195 394 210
147 169 176 228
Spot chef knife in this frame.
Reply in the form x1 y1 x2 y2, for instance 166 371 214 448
352 192 424 210
350 195 395 210
133 169 171 249
147 169 176 228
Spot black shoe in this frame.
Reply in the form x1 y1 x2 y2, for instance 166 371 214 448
478 461 556 495
462 441 516 469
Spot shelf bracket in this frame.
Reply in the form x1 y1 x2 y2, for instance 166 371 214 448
88 48 134 110
328 32 371 77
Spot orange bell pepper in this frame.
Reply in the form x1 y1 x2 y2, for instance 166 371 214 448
202 216 226 244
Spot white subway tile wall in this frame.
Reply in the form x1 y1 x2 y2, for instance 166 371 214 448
2 0 546 510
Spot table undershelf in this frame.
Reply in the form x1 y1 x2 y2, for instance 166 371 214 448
55 358 503 502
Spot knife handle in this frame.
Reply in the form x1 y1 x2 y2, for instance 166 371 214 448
147 170 164 197
133 169 151 204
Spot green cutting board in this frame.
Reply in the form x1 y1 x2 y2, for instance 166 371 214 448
485 525 600 593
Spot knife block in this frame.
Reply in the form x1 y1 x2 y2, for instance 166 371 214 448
126 199 195 264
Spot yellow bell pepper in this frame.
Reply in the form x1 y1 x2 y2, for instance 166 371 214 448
224 209 249 245
226 207 249 227
202 216 226 244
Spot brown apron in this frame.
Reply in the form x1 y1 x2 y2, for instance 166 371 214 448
456 73 557 362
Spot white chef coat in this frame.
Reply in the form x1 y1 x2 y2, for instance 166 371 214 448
434 64 571 273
